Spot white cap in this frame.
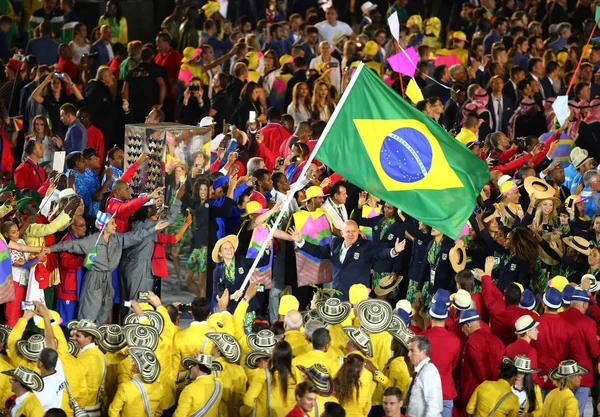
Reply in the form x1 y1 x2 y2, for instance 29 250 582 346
199 116 216 127
497 175 512 187
361 1 377 14
396 299 415 317
58 188 76 199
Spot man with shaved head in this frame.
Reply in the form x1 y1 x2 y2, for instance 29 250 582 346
284 310 308 357
289 220 406 301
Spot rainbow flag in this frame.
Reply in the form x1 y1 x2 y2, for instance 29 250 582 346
12 117 23 131
359 205 382 241
292 210 333 287
0 236 14 304
246 224 273 289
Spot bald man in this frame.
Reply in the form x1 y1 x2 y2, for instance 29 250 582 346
289 221 406 301
284 310 309 357
105 181 164 233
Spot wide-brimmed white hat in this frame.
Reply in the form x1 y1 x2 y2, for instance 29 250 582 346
548 360 589 380
503 355 541 374
98 324 126 353
315 298 351 324
129 346 161 383
514 315 539 334
2 366 43 391
68 319 103 341
356 299 393 333
343 326 373 357
182 353 223 372
206 332 242 364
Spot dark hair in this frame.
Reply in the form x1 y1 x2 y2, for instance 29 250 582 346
312 327 331 350
272 172 287 188
293 56 307 69
493 16 508 29
510 66 525 78
498 360 518 380
45 409 67 417
141 47 154 62
165 304 178 324
545 60 559 75
240 81 261 101
504 283 522 306
295 380 318 398
383 386 403 401
191 297 211 321
156 31 172 44
293 142 310 157
527 57 542 73
24 139 37 156
328 181 346 200
266 106 282 121
433 65 447 81
323 402 346 417
456 270 475 292
108 147 123 161
270 341 296 402
39 348 58 370
334 354 364 406
60 102 77 116
575 82 590 98
522 370 538 413
306 25 318 35
66 151 83 169
103 0 123 22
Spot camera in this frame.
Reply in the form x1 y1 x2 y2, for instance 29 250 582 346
21 301 34 311
53 72 64 79
138 291 150 302
189 85 200 92
179 303 192 313
543 224 554 232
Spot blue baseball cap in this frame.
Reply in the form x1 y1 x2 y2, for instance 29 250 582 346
542 287 562 309
428 299 449 320
458 309 480 326
519 289 537 311
212 176 229 190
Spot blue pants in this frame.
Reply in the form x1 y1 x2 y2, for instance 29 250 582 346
112 268 120 303
56 299 77 324
573 386 590 417
442 400 453 417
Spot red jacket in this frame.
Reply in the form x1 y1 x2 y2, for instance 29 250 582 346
151 233 176 278
504 337 543 386
56 232 83 301
421 326 461 400
458 327 504 409
105 161 145 233
481 275 534 345
86 124 105 163
285 406 305 417
14 158 47 192
559 307 600 387
261 123 291 156
535 313 571 390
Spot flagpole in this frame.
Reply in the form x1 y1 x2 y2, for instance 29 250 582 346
234 63 368 299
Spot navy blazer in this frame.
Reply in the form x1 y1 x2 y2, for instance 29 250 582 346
486 94 514 134
300 237 395 301
353 214 406 275
89 39 113 78
418 238 455 294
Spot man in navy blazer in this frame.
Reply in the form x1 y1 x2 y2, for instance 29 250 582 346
487 75 514 134
288 220 405 301
89 25 114 78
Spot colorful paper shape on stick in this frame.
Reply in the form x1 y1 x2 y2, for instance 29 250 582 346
434 53 461 67
387 47 418 77
406 78 424 103
552 95 569 127
388 12 400 44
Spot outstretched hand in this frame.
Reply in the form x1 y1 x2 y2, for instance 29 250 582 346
394 238 406 254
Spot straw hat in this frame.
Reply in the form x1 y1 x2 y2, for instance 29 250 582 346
449 243 467 273
356 299 393 333
582 274 600 292
301 186 328 203
206 333 242 364
2 366 43 392
562 236 592 256
98 324 126 353
534 197 562 210
67 340 79 357
343 326 373 357
182 353 223 371
297 364 334 396
245 348 272 369
524 176 555 200
548 360 589 380
124 325 160 351
68 319 103 341
387 315 414 348
514 315 539 334
316 298 352 324
503 355 541 373
360 1 377 14
171 162 189 175
302 309 324 324
452 289 474 311
0 324 11 343
130 346 161 383
570 147 594 169
212 235 239 263
396 299 415 317
124 310 165 335
17 334 53 361
539 233 563 266
374 275 403 296
247 330 279 351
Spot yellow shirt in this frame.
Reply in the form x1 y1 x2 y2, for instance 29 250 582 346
108 375 164 417
174 375 222 417
466 379 520 417
370 331 391 371
372 356 411 406
14 392 44 417
334 351 377 417
242 369 296 417
0 356 12 407
105 350 127 404
328 323 348 354
7 318 39 372
55 324 87 415
154 306 177 410
544 388 579 417
292 350 336 383
214 358 248 417
284 330 311 357
78 344 105 408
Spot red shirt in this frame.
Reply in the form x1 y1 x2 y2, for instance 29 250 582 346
421 326 461 400
86 124 105 163
56 232 83 301
261 123 291 157
152 233 177 278
249 190 268 208
559 307 600 387
481 275 534 345
535 313 571 390
57 57 77 82
14 157 45 191
504 337 543 386
108 57 122 79
458 327 504 410
154 47 182 99
285 406 306 417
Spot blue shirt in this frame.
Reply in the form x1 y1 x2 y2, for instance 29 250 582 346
483 31 501 54
69 168 100 216
24 35 59 66
102 164 123 191
547 37 567 53
64 119 87 155
563 164 578 191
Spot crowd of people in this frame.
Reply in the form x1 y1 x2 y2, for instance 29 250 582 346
2 0 600 416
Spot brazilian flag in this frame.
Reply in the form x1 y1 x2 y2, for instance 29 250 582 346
83 246 97 270
315 64 489 239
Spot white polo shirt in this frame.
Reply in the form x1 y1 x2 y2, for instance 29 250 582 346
34 357 66 411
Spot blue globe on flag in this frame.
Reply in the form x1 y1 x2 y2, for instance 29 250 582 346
380 127 433 183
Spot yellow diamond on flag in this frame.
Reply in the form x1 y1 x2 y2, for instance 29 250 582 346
353 119 464 191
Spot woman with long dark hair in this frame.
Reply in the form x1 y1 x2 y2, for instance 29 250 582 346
244 341 297 416
333 354 369 417
509 355 543 416
99 0 128 43
230 81 265 128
